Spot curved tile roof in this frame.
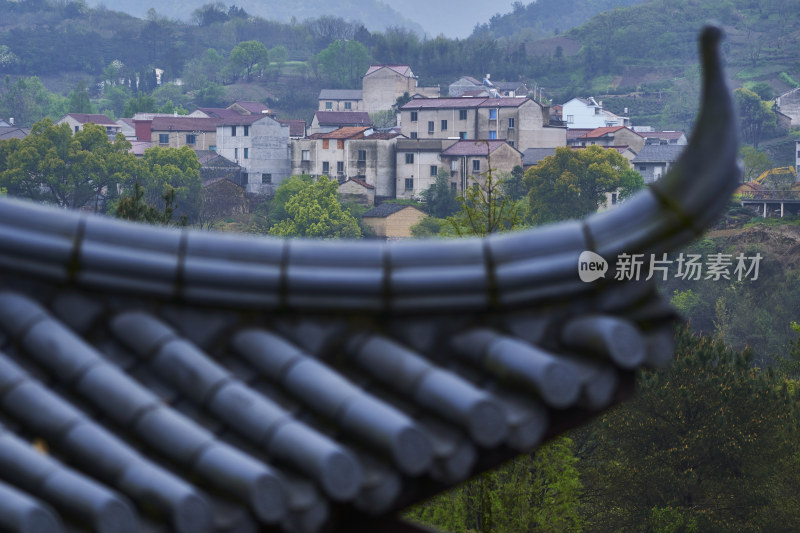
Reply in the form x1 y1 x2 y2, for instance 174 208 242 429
0 27 739 533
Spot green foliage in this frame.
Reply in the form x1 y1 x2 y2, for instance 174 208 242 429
422 168 459 219
114 181 187 226
229 40 269 81
269 45 288 65
577 327 800 532
132 146 203 222
0 76 65 127
447 167 524 237
269 175 361 238
66 80 95 114
0 119 134 210
314 40 371 88
739 145 772 182
735 87 777 148
410 216 447 238
525 145 644 225
779 71 800 88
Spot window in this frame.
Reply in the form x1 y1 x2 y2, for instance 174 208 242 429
262 173 272 184
508 141 515 147
430 165 437 177
508 118 515 129
301 150 310 161
472 159 481 172
441 119 447 131
241 172 247 183
405 178 414 190
428 121 434 134
231 126 237 136
489 130 497 139
337 161 344 173
639 165 647 171
244 148 249 159
337 140 344 149
489 109 497 119
322 139 330 149
243 126 249 137
410 111 418 122
358 149 366 161
74 126 79 133
185 134 196 145
595 107 601 115
459 131 467 139
322 161 329 174
158 133 169 144
210 145 216 151
459 109 467 120
234 148 238 159
410 132 417 139
450 160 458 171
450 182 457 191
325 101 332 110
611 193 618 205
405 153 414 164
566 115 574 124
344 101 352 110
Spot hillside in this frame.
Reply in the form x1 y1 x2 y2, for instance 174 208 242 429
86 0 425 34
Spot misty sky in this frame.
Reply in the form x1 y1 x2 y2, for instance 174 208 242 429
387 0 516 38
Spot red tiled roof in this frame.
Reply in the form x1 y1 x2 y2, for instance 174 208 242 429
341 177 375 190
314 111 371 126
440 140 510 156
231 101 270 114
66 113 117 126
308 127 371 140
579 126 641 139
150 116 219 132
277 119 306 137
401 97 531 110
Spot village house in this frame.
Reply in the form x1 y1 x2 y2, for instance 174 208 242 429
395 138 456 200
290 127 401 200
133 116 218 150
439 140 523 193
361 203 427 239
399 96 566 152
277 119 307 139
776 87 800 129
309 111 372 135
57 113 122 137
338 177 375 206
449 75 528 98
631 144 685 183
361 64 439 113
214 114 291 195
568 126 645 154
561 97 630 129
318 89 364 112
637 130 688 145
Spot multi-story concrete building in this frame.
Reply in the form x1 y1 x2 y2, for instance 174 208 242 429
291 127 401 200
394 139 457 200
318 90 364 112
399 97 565 152
58 113 122 137
439 140 523 193
568 126 645 154
309 111 372 135
215 114 291 195
361 65 439 113
133 116 219 151
561 97 630 129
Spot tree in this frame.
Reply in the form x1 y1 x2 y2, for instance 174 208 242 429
269 175 361 238
576 327 800 532
114 181 186 226
182 48 226 90
422 167 459 218
525 145 644 225
229 40 269 82
269 45 288 66
447 165 524 237
735 87 777 148
123 94 157 117
315 40 371 88
0 119 134 211
0 76 61 127
66 79 95 113
740 145 772 183
133 146 203 222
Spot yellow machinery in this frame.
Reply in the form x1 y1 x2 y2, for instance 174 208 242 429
752 166 797 185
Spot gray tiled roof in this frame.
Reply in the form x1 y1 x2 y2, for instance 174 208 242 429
319 89 363 100
522 148 557 166
632 144 685 163
0 27 739 533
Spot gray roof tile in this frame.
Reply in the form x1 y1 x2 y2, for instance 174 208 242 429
0 26 741 533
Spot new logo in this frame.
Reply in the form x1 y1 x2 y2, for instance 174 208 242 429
578 251 608 282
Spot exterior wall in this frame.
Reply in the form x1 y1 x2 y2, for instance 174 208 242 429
364 208 427 239
449 78 481 97
216 118 291 195
347 138 398 199
338 181 375 206
562 99 607 129
440 144 522 194
395 141 454 199
59 116 121 136
151 130 216 150
634 161 668 184
319 99 363 112
477 101 566 151
400 107 479 140
362 69 416 114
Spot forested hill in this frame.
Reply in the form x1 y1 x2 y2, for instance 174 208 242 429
471 0 651 40
86 0 425 34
